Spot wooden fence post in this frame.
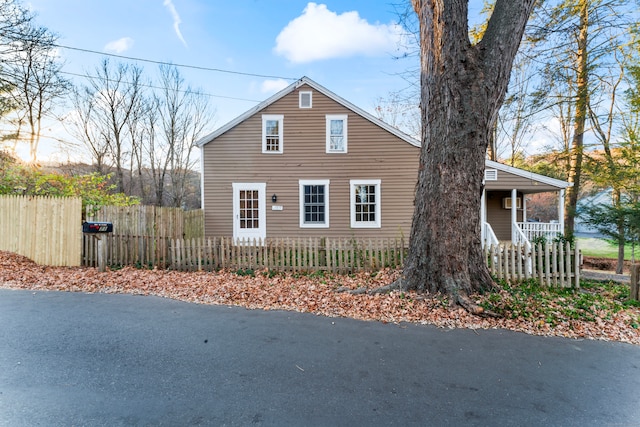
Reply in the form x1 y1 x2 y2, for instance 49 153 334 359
631 264 640 302
96 235 107 272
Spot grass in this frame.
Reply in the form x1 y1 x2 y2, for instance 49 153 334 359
576 237 638 260
479 279 640 327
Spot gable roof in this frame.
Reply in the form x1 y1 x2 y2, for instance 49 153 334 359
195 76 421 148
195 76 571 190
485 159 572 189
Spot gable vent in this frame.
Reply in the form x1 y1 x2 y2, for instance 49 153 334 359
484 169 498 181
299 91 312 108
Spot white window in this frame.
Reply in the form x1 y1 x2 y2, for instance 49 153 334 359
503 197 522 209
350 179 381 228
326 115 347 153
299 180 329 228
262 115 283 154
299 91 312 108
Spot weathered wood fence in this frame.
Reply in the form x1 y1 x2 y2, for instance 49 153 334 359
0 195 82 266
86 205 204 238
165 237 579 286
83 205 204 268
486 242 580 288
167 238 579 286
82 233 581 287
170 237 407 274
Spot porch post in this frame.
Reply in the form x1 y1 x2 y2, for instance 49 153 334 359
522 195 527 222
559 189 565 235
511 189 517 242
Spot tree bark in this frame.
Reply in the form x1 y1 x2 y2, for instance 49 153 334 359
400 0 535 298
564 0 589 240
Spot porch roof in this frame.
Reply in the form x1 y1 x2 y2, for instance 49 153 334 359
484 160 572 194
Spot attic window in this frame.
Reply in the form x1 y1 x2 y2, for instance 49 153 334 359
326 115 348 153
299 91 312 108
484 169 498 181
262 115 283 154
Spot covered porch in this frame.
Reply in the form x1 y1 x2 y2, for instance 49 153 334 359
480 160 572 249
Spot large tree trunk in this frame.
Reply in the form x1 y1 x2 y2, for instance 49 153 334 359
400 0 535 299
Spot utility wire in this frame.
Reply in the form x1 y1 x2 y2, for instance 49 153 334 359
59 70 262 103
55 44 299 81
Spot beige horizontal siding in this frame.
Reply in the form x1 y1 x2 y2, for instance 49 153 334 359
486 191 524 240
202 83 419 238
485 170 559 193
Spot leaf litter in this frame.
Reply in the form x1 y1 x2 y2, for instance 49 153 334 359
1 251 638 345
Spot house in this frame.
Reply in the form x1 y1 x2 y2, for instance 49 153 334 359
575 188 613 237
196 76 571 247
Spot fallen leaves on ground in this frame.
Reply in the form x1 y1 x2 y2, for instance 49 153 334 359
1 251 638 345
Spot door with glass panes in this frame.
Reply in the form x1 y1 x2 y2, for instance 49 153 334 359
232 183 266 242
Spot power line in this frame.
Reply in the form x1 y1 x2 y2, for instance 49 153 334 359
59 70 263 103
55 44 298 81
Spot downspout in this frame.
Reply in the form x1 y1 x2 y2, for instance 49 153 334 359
511 189 518 242
200 147 205 210
559 189 565 236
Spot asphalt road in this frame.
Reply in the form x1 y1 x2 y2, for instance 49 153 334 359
1 289 639 426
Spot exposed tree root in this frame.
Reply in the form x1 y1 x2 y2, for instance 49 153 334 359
366 280 402 295
336 279 404 295
456 293 501 318
335 280 403 295
336 279 502 319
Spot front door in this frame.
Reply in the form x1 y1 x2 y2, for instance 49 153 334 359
232 183 266 242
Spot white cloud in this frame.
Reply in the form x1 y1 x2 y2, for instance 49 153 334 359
274 3 407 63
163 0 188 47
261 79 290 94
104 37 134 53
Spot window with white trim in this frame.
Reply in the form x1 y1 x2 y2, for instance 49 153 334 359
350 179 381 228
299 91 312 108
262 115 283 154
326 115 347 153
299 180 329 228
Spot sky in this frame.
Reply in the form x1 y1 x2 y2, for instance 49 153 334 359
20 0 484 163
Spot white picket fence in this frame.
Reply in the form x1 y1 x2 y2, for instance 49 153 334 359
168 237 581 287
486 241 580 288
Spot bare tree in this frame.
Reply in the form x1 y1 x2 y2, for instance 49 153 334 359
144 93 167 206
83 59 144 193
373 93 420 139
494 50 544 164
387 1 535 306
66 86 110 175
154 64 212 207
126 88 151 202
0 4 69 162
68 60 212 207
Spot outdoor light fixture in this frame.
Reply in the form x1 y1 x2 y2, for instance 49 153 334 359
272 194 277 203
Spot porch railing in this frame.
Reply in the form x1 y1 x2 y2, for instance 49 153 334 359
516 222 563 243
482 222 499 248
513 223 531 248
